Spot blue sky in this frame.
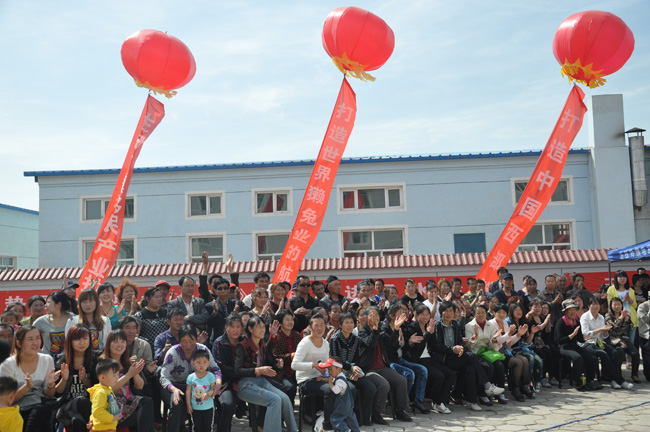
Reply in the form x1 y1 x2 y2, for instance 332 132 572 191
1 0 648 211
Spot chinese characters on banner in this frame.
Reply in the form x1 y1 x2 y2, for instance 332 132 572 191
273 78 357 283
476 85 587 284
78 95 165 294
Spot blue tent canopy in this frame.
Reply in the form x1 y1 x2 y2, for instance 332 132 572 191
607 239 650 262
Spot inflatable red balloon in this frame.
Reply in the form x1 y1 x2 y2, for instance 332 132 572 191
322 7 394 81
553 10 634 88
121 29 196 98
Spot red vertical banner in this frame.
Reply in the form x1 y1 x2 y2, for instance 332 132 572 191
273 78 357 283
477 85 587 283
78 95 165 293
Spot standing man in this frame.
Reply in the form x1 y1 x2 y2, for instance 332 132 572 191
155 280 172 307
538 275 564 326
556 274 570 296
491 273 520 305
321 275 349 310
311 281 327 301
375 279 387 301
205 277 247 344
566 274 593 307
488 267 508 294
290 275 319 333
167 276 209 330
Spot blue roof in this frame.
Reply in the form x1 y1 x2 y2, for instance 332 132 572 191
24 148 591 178
0 203 39 215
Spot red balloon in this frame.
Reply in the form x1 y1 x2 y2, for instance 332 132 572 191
553 10 634 88
121 30 196 97
322 7 394 81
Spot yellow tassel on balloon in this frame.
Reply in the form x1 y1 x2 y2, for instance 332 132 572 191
560 58 606 88
331 53 376 82
133 78 178 98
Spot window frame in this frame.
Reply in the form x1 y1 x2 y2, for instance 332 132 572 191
185 191 225 220
338 225 408 258
516 220 576 251
252 230 291 261
0 256 16 271
510 176 573 207
80 195 137 223
80 237 137 267
337 183 406 214
186 233 226 263
453 233 487 254
252 188 292 217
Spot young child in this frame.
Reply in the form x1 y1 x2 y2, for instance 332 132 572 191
0 312 18 328
186 350 218 432
88 359 122 432
319 356 360 432
0 376 23 432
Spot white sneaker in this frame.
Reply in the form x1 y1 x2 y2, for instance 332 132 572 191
465 402 482 411
434 403 451 414
611 380 622 389
485 383 505 396
621 382 634 390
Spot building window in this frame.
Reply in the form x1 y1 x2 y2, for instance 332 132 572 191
83 239 135 266
342 229 404 257
518 223 572 251
189 236 224 263
256 233 290 260
84 197 135 221
341 186 403 211
454 233 486 253
0 256 16 271
188 193 222 218
514 179 570 204
255 190 290 215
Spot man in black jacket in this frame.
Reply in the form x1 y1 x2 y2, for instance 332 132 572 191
358 306 412 423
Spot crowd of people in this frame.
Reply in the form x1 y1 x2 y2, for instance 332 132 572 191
0 257 649 432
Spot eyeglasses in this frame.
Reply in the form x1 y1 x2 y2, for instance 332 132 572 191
298 283 310 288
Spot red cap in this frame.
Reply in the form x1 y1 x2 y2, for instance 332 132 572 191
155 280 171 288
318 358 343 369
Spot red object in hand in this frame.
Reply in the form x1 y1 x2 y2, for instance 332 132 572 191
121 29 196 97
322 6 394 81
552 10 634 88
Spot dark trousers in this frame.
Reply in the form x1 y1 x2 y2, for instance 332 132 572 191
279 376 297 404
419 357 455 404
59 396 92 432
532 344 560 379
358 372 390 419
368 366 409 412
559 344 598 384
118 395 154 432
191 407 214 432
20 404 53 432
218 389 239 432
163 387 189 432
477 357 506 388
300 377 333 430
584 342 623 383
134 382 162 422
442 353 488 403
641 338 650 381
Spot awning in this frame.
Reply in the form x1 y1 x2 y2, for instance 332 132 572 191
607 239 650 262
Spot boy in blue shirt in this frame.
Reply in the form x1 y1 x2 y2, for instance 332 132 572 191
186 350 218 432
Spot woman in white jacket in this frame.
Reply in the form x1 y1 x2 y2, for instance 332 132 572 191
465 304 507 405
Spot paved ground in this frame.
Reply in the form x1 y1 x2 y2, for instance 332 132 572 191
226 368 650 432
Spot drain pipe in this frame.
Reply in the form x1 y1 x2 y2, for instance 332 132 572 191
626 127 647 209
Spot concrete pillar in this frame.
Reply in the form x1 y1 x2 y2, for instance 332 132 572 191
587 94 636 248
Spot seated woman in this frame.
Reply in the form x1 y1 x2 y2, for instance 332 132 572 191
54 324 94 432
160 324 222 432
250 287 274 326
554 299 600 391
269 309 301 403
0 326 58 431
134 286 169 347
330 312 383 426
213 314 246 432
65 289 111 354
507 303 544 393
526 299 559 387
489 304 531 401
580 297 633 389
116 278 141 316
100 329 154 431
432 302 503 411
464 304 508 405
606 297 641 383
381 303 429 414
97 282 126 328
34 291 72 358
403 303 455 414
235 315 297 432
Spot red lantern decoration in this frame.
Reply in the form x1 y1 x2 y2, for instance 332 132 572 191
322 7 395 81
553 10 634 88
121 29 196 98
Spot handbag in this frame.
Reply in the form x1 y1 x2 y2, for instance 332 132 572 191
477 347 506 363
